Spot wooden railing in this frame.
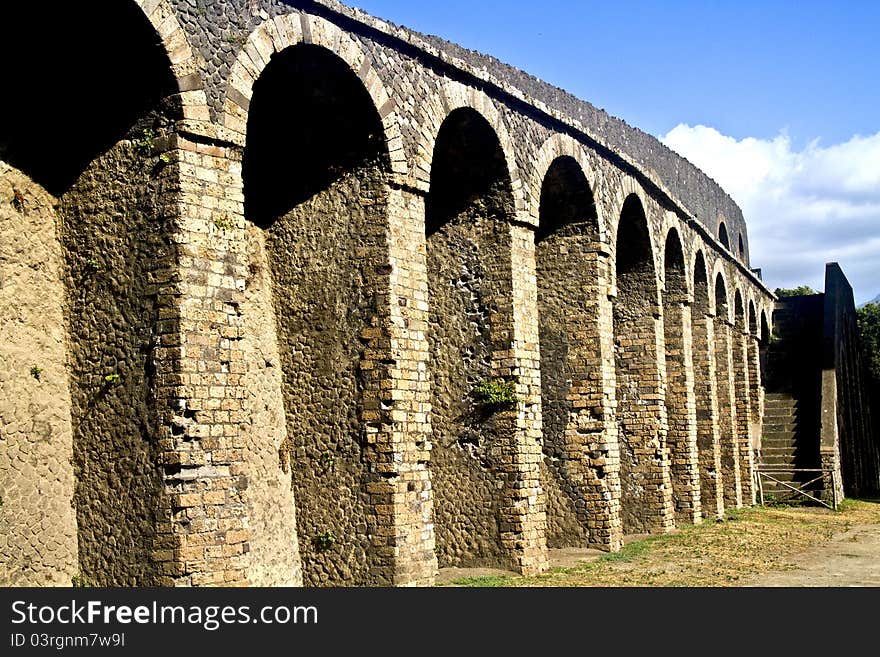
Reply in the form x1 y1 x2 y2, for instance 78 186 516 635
755 468 839 510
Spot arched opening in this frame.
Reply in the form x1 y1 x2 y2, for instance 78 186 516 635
243 44 392 586
0 2 182 586
692 253 723 518
535 155 604 548
733 291 755 504
613 195 673 534
738 234 746 259
662 229 701 523
714 274 742 508
719 222 731 250
425 107 518 569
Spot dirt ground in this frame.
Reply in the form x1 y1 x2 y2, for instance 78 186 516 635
437 499 880 587
739 522 880 586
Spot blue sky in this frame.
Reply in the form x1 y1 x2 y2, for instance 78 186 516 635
352 0 880 304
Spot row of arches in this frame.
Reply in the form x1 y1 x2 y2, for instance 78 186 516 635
0 2 774 586
238 34 771 583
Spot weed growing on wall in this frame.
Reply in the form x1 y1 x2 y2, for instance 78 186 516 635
472 378 519 410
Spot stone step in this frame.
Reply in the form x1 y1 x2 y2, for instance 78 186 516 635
760 444 799 452
760 455 799 465
762 432 798 442
763 423 798 433
763 402 798 411
760 445 800 453
763 405 798 414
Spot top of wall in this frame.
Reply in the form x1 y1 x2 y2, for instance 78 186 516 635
314 0 750 258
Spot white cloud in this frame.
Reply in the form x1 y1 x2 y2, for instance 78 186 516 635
661 124 880 304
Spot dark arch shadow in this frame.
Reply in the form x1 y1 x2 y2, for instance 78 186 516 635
426 107 511 236
243 43 390 228
0 1 179 195
719 222 731 250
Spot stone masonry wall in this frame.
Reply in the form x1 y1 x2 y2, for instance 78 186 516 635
692 273 724 520
426 183 516 569
663 298 701 524
266 164 389 586
0 164 78 586
733 315 756 506
58 117 178 586
821 264 879 497
240 223 302 586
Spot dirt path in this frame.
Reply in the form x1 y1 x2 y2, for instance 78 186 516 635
739 523 880 586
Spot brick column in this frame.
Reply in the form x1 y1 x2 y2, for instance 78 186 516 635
560 247 623 550
503 224 549 575
153 132 250 586
663 298 702 524
540 239 623 552
714 317 742 509
747 333 764 462
693 311 724 519
381 185 438 585
614 300 675 534
734 328 756 505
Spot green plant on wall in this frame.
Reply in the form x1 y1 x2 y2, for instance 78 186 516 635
472 377 519 410
213 215 236 231
71 574 92 588
30 365 43 381
136 127 156 153
313 530 336 552
319 450 336 469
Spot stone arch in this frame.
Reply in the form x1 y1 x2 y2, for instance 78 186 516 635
534 149 610 549
693 250 711 315
414 80 526 216
747 299 763 437
529 134 608 242
734 289 746 329
424 104 525 570
0 1 197 193
223 13 406 176
662 228 701 523
732 287 755 503
712 265 732 323
760 308 771 343
613 193 673 534
663 228 688 302
134 0 209 113
240 38 397 586
748 300 759 337
609 181 660 298
691 250 723 519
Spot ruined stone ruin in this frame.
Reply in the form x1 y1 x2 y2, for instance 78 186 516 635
1 0 874 587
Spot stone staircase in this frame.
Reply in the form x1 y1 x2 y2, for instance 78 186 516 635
758 296 824 501
758 393 800 497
